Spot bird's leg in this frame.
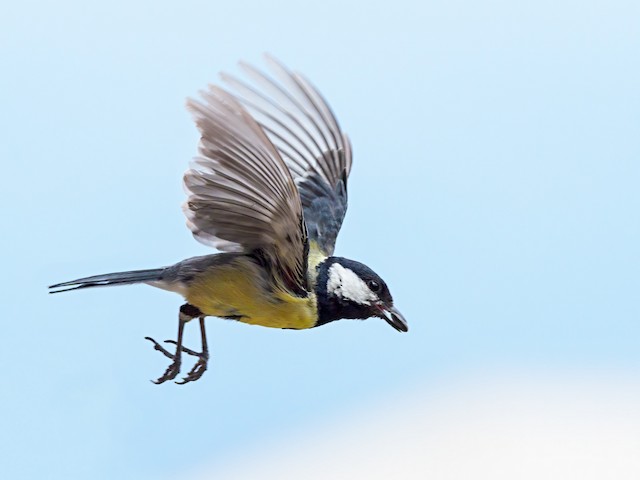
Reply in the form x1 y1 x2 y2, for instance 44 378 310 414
173 316 209 384
145 304 199 384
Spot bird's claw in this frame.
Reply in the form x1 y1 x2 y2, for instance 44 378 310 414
176 356 208 385
146 336 209 384
146 336 181 383
151 359 181 384
163 340 209 384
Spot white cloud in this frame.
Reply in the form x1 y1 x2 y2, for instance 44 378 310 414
190 371 640 480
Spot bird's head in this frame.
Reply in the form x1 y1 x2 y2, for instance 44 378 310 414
315 257 408 332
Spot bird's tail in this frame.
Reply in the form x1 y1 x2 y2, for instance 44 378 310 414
49 268 166 294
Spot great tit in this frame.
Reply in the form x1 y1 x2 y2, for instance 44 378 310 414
49 56 407 384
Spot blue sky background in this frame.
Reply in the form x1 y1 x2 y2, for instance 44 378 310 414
1 0 638 478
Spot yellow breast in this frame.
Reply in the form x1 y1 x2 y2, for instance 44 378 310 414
184 256 317 330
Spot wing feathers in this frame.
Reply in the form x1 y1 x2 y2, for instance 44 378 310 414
184 86 308 294
220 73 324 173
183 57 353 297
222 56 353 256
239 62 334 165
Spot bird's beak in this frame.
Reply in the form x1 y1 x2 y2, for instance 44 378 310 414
378 304 408 332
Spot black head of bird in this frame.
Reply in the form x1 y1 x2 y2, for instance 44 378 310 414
49 55 407 384
316 257 408 332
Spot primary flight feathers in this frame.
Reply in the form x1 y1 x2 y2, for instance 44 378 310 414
222 56 352 256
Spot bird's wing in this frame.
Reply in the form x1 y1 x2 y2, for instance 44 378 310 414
221 55 352 257
185 86 309 296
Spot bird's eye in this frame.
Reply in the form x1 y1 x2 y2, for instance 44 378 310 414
368 280 380 292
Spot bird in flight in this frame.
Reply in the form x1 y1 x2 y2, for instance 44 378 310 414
49 56 407 384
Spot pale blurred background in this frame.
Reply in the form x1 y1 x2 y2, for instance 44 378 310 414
202 373 640 479
1 0 638 479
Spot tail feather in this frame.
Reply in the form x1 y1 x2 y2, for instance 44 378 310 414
49 268 166 294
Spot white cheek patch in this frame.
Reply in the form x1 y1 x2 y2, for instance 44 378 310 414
327 263 378 305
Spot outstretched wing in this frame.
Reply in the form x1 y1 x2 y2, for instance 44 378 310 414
221 55 352 257
185 86 309 296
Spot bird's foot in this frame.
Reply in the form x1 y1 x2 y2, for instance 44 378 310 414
151 359 182 384
145 336 182 384
165 340 209 384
